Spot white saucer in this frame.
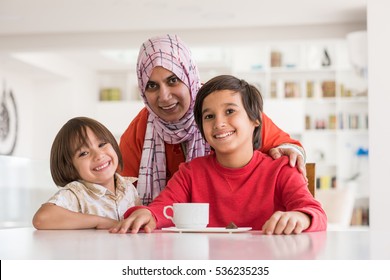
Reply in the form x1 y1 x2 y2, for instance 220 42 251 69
161 227 252 233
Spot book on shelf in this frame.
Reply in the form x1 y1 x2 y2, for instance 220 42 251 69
306 81 314 98
316 175 337 190
270 80 277 98
305 115 311 130
99 88 122 101
328 114 337 129
321 80 336 98
338 112 369 129
284 81 300 98
270 51 282 67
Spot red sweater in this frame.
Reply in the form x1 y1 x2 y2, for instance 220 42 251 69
124 151 327 232
119 107 303 182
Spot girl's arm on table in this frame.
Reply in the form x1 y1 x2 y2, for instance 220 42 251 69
32 203 117 230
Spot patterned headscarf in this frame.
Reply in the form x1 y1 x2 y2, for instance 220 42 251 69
136 34 210 205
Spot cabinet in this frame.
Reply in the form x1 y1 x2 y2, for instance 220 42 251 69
95 39 369 226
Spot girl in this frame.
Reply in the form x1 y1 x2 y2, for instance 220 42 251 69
33 117 141 230
110 75 327 235
119 34 306 205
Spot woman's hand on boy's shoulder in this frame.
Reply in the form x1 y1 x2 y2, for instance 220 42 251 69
268 146 306 177
109 208 156 234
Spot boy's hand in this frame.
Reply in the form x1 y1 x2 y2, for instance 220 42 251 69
262 211 310 235
109 209 156 234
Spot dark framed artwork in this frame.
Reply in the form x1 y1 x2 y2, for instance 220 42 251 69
0 82 18 155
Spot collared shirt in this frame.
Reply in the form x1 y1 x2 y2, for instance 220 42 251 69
47 173 140 221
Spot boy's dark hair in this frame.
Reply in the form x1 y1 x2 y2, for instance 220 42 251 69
50 117 123 187
194 75 263 150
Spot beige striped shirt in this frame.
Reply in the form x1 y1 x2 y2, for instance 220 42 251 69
47 173 140 221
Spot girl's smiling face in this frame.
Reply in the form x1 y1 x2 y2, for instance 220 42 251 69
144 66 191 123
72 128 118 191
201 90 259 167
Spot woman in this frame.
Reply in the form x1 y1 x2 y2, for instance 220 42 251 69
120 34 305 205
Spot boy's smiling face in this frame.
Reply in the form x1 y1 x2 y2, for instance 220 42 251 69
201 90 259 168
72 128 118 191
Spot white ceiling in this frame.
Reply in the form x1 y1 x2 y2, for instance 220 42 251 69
0 0 366 35
0 0 367 76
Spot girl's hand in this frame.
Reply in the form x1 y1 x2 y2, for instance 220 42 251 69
109 209 156 234
262 211 310 235
95 217 118 229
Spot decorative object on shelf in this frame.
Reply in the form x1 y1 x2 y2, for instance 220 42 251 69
99 88 122 101
314 119 326 129
0 81 18 155
338 112 368 130
305 115 311 130
321 48 331 67
316 175 337 190
328 114 337 130
339 84 351 97
270 80 277 98
284 81 300 98
321 80 336 97
270 51 282 67
306 81 314 98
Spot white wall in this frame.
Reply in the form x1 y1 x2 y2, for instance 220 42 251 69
367 0 390 231
1 53 98 160
1 55 99 227
0 23 366 52
0 68 35 156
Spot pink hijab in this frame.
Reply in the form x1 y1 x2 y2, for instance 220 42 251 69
136 34 210 205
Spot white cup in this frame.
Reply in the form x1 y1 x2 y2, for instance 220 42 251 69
163 203 209 229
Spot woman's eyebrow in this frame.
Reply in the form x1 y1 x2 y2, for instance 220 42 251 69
148 74 177 84
165 74 178 81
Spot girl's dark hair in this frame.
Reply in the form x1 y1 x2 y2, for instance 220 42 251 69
194 75 263 150
50 117 123 187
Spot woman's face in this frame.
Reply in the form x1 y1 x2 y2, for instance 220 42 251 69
144 66 191 122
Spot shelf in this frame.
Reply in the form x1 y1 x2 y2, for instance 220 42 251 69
305 98 337 103
304 129 368 134
337 96 368 103
269 66 337 74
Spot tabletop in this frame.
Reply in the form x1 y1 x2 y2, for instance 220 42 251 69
1 227 389 260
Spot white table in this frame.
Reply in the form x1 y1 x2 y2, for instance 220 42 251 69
1 227 388 260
